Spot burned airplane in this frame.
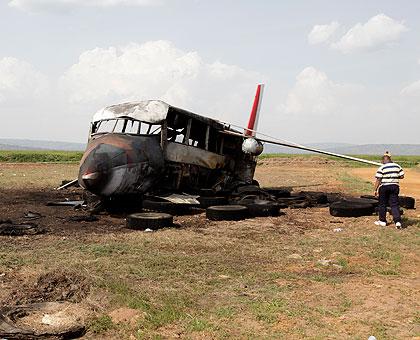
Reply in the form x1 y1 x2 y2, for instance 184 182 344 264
70 85 380 202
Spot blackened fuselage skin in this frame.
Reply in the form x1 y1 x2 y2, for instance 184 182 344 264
78 134 164 197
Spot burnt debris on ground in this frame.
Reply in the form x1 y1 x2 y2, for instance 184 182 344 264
0 220 46 236
0 270 90 339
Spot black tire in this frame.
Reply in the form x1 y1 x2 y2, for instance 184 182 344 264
242 200 282 217
235 185 261 195
277 196 307 206
198 196 227 208
344 197 379 207
142 198 197 215
290 201 312 209
126 212 173 230
261 187 292 198
299 191 328 205
206 205 248 221
399 196 415 209
0 222 45 236
329 201 375 217
326 193 343 204
360 195 378 201
361 194 415 209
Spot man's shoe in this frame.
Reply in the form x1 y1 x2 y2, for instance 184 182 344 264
374 220 387 227
395 222 403 229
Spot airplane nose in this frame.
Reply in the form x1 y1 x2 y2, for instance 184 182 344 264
79 143 127 194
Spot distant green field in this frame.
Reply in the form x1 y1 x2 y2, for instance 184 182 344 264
259 153 420 168
0 150 83 163
1 150 419 167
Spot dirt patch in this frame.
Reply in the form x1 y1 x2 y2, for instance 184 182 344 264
350 167 420 199
6 270 90 305
109 307 144 326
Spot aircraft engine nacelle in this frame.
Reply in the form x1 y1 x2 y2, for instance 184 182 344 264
242 138 264 156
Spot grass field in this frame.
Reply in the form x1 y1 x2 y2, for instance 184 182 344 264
0 157 418 339
0 150 83 163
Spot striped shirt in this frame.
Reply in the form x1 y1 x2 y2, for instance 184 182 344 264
375 162 405 186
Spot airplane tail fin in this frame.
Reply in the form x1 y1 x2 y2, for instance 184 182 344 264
245 84 264 136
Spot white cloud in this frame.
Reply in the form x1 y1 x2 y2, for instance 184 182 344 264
61 40 263 124
308 21 340 45
0 57 49 105
399 58 420 98
401 81 420 97
332 14 408 53
281 66 362 116
8 0 160 13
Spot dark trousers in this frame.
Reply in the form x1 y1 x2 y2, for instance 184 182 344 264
378 184 401 223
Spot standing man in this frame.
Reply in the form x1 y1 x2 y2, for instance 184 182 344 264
374 152 405 229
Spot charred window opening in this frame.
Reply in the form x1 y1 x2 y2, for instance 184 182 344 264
220 134 241 156
167 127 186 143
165 110 223 154
207 127 219 153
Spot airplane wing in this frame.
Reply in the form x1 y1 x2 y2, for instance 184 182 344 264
221 129 381 166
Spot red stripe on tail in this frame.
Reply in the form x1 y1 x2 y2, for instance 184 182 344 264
245 84 264 136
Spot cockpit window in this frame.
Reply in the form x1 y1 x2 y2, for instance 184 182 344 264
91 119 161 136
95 120 116 134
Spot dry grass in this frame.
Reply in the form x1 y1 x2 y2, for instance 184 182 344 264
0 158 419 339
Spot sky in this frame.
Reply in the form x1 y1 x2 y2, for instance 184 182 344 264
0 0 419 144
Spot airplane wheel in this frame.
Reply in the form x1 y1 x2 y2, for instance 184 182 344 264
206 205 248 221
198 196 227 208
329 201 375 217
126 212 173 230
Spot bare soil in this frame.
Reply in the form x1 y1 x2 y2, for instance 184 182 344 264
351 167 420 198
0 159 419 339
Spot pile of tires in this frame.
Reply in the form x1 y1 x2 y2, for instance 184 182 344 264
275 191 329 209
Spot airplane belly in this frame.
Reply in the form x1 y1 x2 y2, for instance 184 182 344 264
99 162 153 196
